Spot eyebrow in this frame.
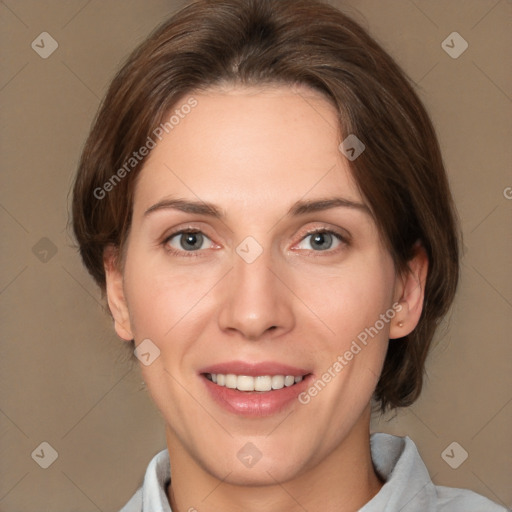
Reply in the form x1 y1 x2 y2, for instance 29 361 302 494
143 197 371 219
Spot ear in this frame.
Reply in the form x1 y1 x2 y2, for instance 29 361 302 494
389 241 429 339
103 245 134 341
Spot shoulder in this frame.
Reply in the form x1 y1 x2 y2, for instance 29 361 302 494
118 449 172 512
367 433 507 511
434 485 508 511
119 487 142 512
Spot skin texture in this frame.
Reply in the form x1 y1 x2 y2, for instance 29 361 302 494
104 84 428 512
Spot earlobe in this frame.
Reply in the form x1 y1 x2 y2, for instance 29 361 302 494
103 245 134 341
389 241 429 339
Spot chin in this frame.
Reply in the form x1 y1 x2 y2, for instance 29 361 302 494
196 441 313 487
215 460 306 487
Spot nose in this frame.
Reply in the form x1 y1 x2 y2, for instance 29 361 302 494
217 246 295 341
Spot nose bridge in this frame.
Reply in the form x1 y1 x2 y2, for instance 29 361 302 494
234 248 276 301
217 242 294 340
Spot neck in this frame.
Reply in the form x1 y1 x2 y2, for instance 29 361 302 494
166 405 383 512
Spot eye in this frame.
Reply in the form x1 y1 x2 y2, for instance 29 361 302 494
165 230 214 253
295 229 345 252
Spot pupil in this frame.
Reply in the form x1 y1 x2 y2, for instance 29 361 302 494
312 232 332 250
181 232 202 250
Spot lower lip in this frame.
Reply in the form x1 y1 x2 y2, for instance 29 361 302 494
202 375 313 417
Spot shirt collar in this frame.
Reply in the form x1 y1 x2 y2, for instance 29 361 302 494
140 448 172 512
361 432 437 511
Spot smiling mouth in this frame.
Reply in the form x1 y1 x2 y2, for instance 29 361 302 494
204 373 308 392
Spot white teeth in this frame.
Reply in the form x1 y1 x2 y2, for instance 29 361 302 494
284 375 295 387
271 375 285 390
207 373 305 392
254 376 272 391
225 374 237 389
237 375 255 391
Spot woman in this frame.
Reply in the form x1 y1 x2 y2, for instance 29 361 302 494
72 0 506 510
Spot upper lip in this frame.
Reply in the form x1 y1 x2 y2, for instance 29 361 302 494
199 360 310 377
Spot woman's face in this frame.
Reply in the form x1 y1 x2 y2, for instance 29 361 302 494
109 84 405 484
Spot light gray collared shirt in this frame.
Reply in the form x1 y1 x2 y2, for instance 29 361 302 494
120 432 507 511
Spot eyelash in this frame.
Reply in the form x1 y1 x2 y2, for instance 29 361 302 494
162 227 349 258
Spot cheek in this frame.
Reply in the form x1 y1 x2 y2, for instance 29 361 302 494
122 250 218 342
295 262 394 420
291 256 396 348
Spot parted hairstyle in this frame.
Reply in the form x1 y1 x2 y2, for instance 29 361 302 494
72 0 461 413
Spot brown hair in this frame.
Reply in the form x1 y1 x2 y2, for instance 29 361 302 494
72 0 461 412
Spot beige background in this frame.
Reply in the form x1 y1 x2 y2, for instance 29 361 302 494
1 0 511 511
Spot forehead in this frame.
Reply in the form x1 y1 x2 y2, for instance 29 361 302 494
133 84 364 218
